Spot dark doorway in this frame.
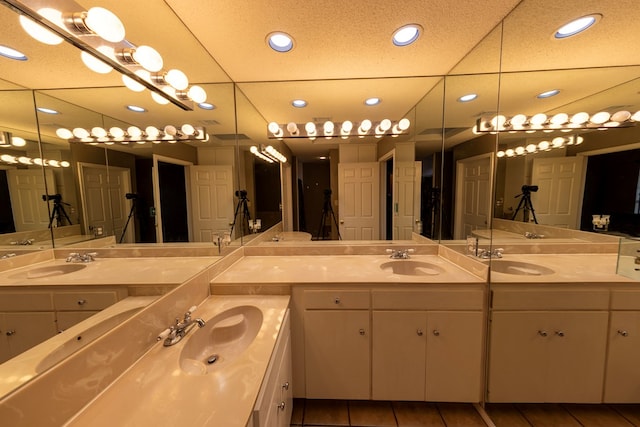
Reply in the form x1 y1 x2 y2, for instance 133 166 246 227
158 161 189 242
0 171 16 233
254 161 281 230
301 162 331 239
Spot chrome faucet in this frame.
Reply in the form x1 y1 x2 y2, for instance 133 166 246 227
11 238 34 246
1 253 16 259
524 232 545 239
386 248 414 259
477 248 504 259
159 306 206 347
66 252 98 263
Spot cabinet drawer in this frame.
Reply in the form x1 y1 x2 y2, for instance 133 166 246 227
0 292 53 311
372 289 484 310
492 289 609 310
611 290 640 310
304 290 369 309
53 291 118 311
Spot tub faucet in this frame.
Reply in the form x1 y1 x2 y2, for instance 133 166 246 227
66 252 97 262
386 248 414 259
158 305 206 347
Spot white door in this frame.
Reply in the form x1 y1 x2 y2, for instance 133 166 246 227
530 156 585 228
394 161 422 240
454 154 493 240
7 169 55 231
338 162 380 240
189 165 234 242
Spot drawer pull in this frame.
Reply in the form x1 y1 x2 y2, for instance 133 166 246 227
282 381 290 391
537 330 548 337
6 330 16 336
277 401 286 411
334 297 340 305
432 329 440 336
618 330 629 337
359 328 365 336
416 329 423 336
555 331 565 337
77 299 87 306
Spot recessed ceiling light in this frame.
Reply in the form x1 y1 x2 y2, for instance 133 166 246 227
198 102 216 110
0 45 27 61
36 107 59 114
126 105 146 113
537 89 560 99
292 99 307 108
365 97 381 106
458 93 478 102
392 24 422 47
267 32 294 52
554 14 601 39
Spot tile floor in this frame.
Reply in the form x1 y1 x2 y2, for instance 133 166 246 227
291 400 640 427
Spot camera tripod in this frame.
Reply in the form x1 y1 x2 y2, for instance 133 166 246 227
512 190 538 224
230 191 251 237
47 198 72 228
316 190 341 240
119 197 137 243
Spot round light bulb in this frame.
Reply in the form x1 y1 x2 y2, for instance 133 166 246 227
165 69 189 90
550 113 569 125
509 114 527 129
611 111 631 122
526 144 537 153
552 137 565 147
359 119 372 132
496 151 505 158
590 111 611 125
398 118 411 131
530 113 547 127
341 121 353 133
60 161 70 167
127 126 142 138
18 156 32 164
145 126 160 139
11 137 26 147
305 122 316 135
538 141 550 150
91 127 107 138
286 122 299 135
490 115 507 130
109 127 124 138
56 128 73 139
631 111 640 122
323 121 334 134
19 9 63 45
164 125 178 136
48 159 60 167
268 122 281 134
84 7 125 43
72 128 90 138
187 85 207 103
133 45 163 72
181 124 195 135
33 158 43 165
505 149 515 157
379 119 392 131
571 112 590 124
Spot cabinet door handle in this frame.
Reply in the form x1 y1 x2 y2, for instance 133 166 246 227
537 330 548 337
618 330 629 337
416 329 424 336
555 331 565 337
6 330 16 336
333 297 340 305
277 401 286 411
432 330 440 336
359 328 365 336
77 299 87 306
282 381 290 391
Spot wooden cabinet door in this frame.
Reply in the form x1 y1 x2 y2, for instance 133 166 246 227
4 311 57 357
0 313 11 363
488 311 548 402
372 310 427 401
426 311 484 402
304 310 370 399
545 311 607 403
605 311 640 402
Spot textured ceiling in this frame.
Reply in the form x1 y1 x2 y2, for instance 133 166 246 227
0 0 638 160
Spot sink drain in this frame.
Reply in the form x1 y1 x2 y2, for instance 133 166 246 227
206 354 219 365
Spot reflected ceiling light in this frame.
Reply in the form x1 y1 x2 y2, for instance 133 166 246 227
36 107 59 114
126 105 146 113
11 137 26 147
458 93 478 102
0 152 70 168
537 89 560 99
267 32 294 52
0 45 27 61
392 24 421 46
19 8 63 45
60 160 70 167
554 14 600 39
365 97 381 106
292 99 307 108
198 102 215 110
505 149 515 157
552 137 565 148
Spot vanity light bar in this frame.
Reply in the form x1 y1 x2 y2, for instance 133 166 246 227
267 118 410 139
497 135 584 158
475 110 639 134
56 125 207 145
0 153 70 167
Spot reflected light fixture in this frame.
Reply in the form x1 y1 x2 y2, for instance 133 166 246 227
497 135 584 159
0 44 27 61
268 119 410 139
537 89 560 99
458 93 478 102
36 107 59 114
554 14 601 39
365 97 381 106
56 124 206 144
126 105 146 113
292 99 307 108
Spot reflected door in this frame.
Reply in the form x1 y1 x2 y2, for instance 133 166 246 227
454 154 493 239
394 161 422 240
530 157 584 228
6 169 55 231
189 165 234 242
338 163 380 240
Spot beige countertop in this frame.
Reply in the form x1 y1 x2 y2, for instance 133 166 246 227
0 256 221 286
64 295 290 427
212 254 485 284
0 296 157 399
488 253 636 284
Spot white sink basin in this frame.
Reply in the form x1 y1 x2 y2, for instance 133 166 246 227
380 260 444 276
179 305 263 375
26 263 87 279
488 260 555 276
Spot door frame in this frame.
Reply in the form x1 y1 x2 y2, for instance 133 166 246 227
378 149 395 240
454 152 495 240
152 155 193 243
